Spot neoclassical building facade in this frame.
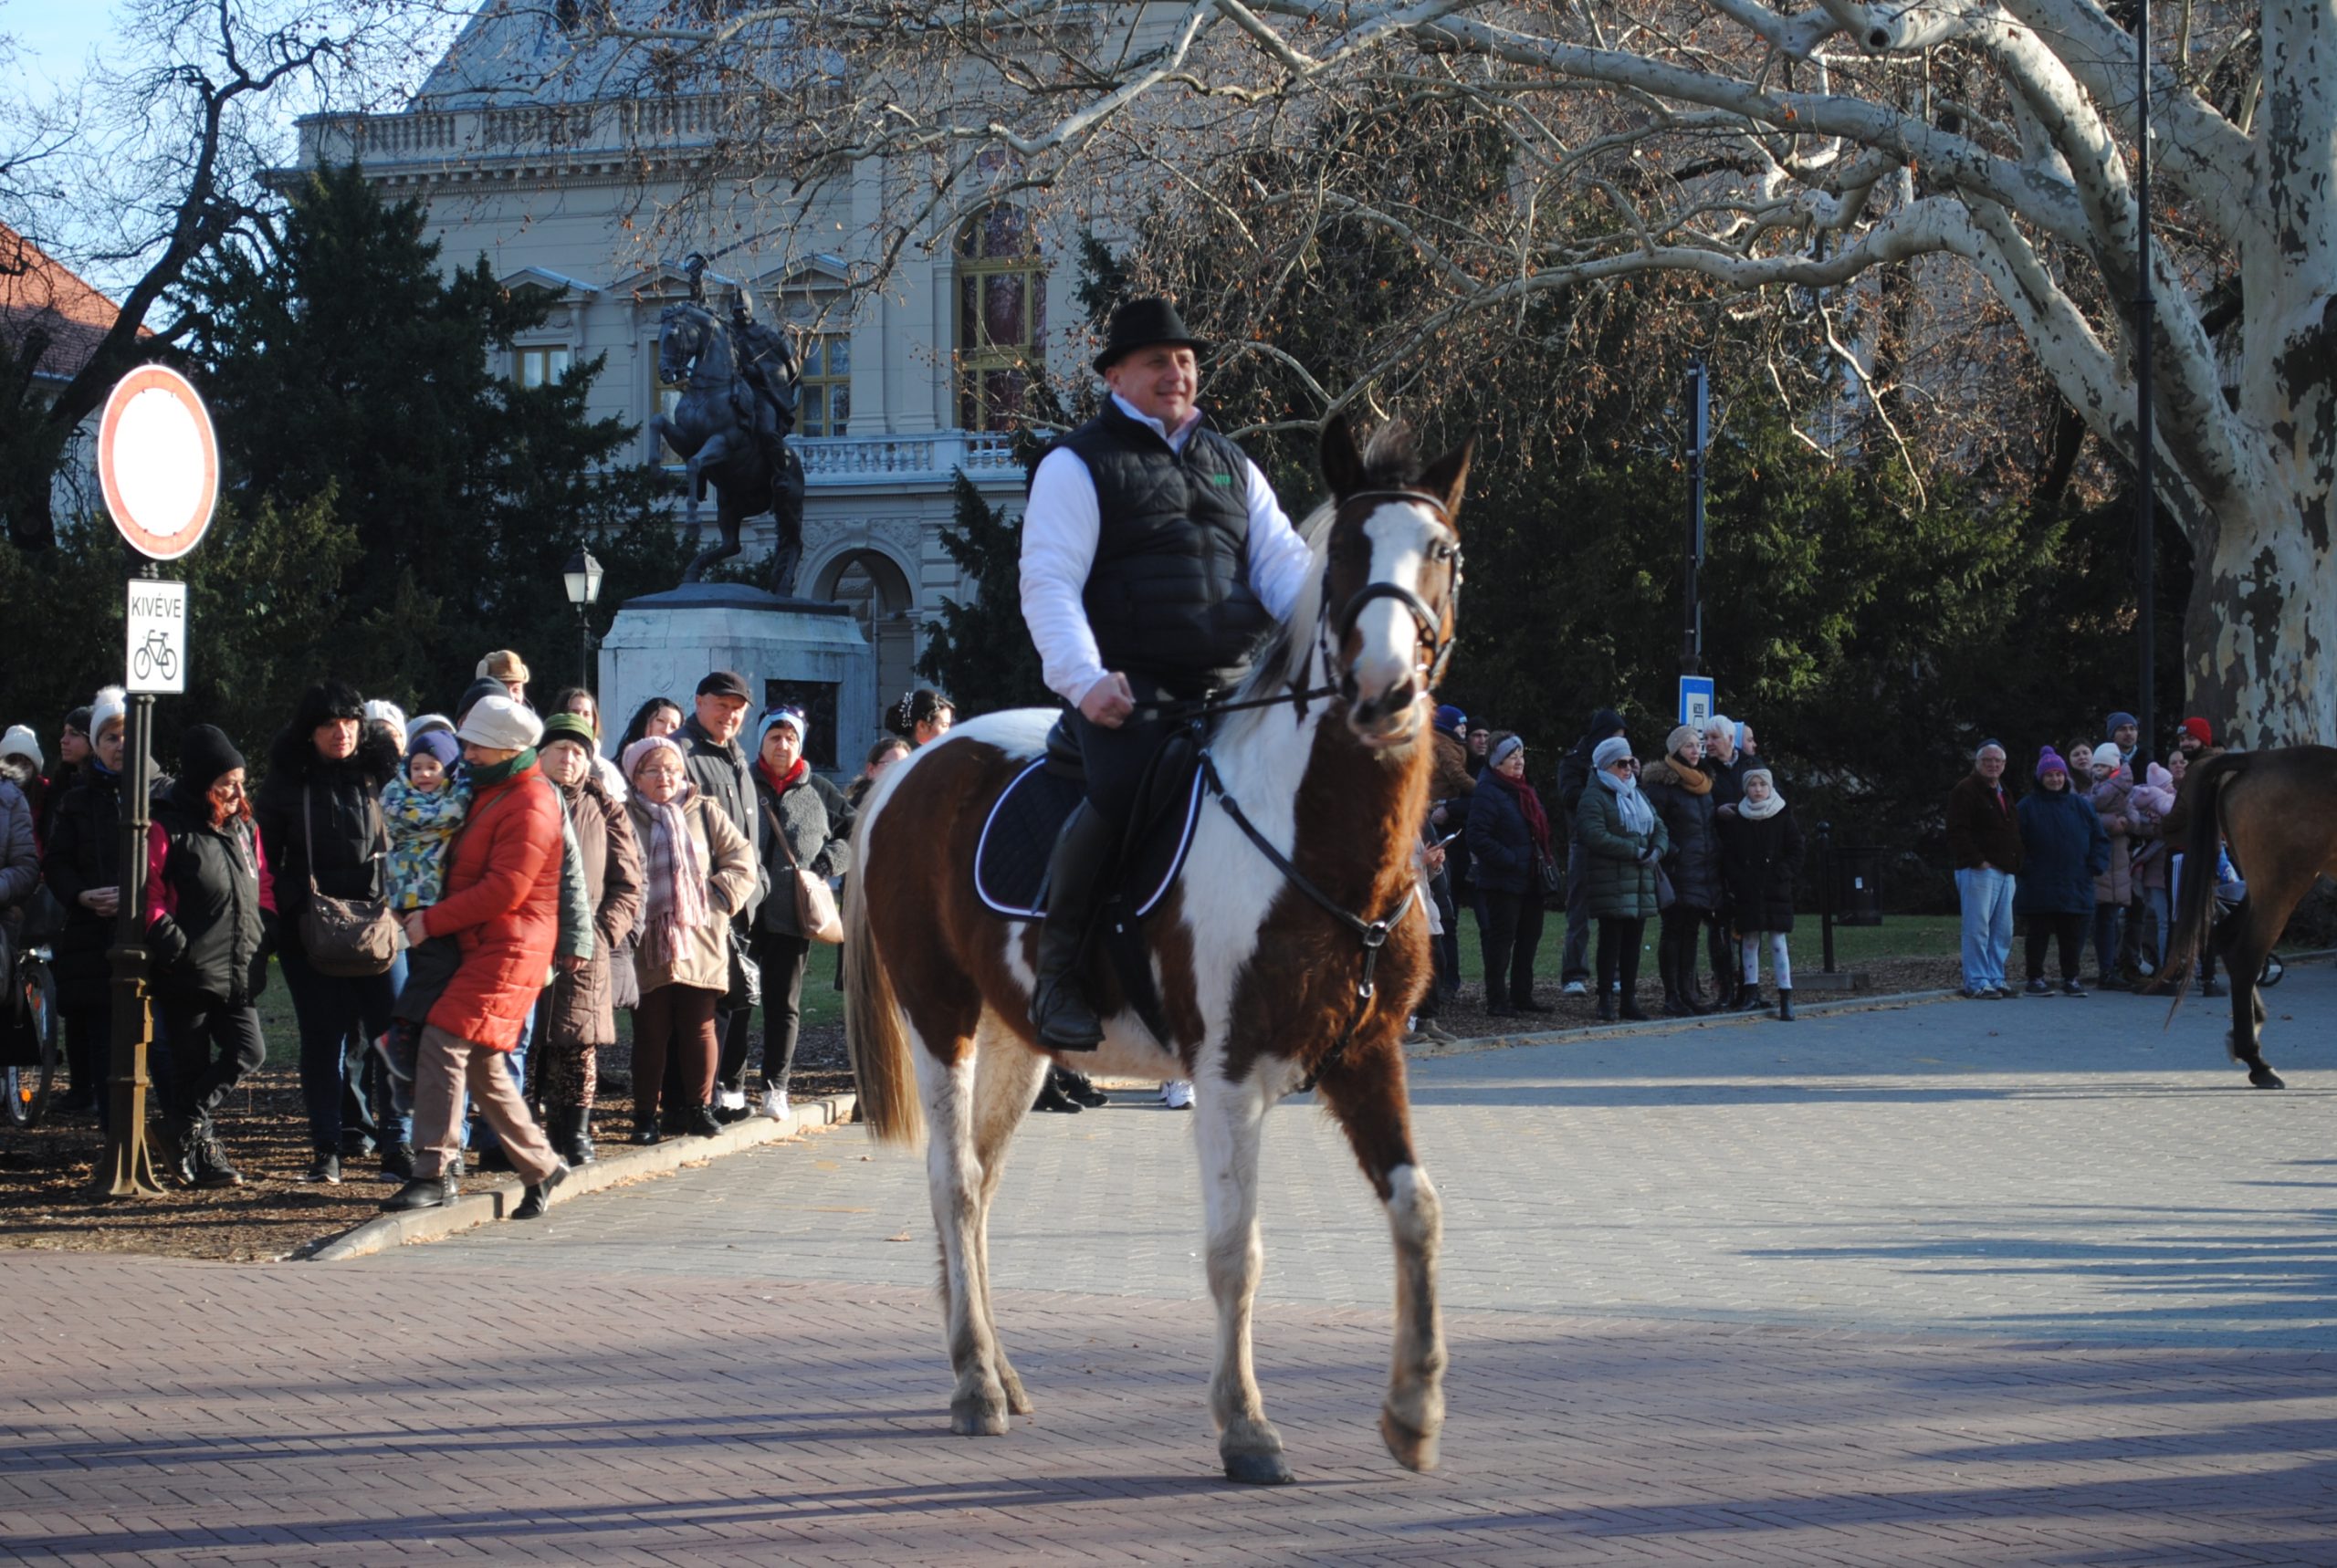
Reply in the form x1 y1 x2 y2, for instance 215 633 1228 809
294 2 1092 723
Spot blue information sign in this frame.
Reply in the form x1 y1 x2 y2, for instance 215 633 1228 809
1678 675 1714 729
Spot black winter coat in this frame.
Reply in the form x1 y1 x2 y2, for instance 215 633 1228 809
1717 804 1805 933
1640 757 1721 912
1466 774 1546 896
253 725 400 964
146 782 270 1007
2014 787 2110 916
1554 706 1627 821
41 767 167 1008
1703 753 1750 813
681 716 768 922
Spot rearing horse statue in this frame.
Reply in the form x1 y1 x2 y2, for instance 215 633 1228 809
844 416 1470 1485
650 300 809 594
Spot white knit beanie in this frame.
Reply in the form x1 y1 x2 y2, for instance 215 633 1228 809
455 694 543 752
89 685 128 739
0 725 40 770
363 699 408 737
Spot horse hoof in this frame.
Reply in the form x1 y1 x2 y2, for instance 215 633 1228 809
948 1396 1011 1437
1379 1407 1441 1473
2249 1065 2287 1090
1223 1451 1295 1486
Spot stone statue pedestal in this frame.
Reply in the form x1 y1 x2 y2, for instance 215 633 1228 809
599 583 876 774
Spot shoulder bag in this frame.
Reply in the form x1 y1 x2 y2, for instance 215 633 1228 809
775 808 844 946
299 782 399 977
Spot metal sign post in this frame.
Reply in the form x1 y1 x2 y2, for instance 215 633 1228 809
1682 363 1709 678
91 365 217 1198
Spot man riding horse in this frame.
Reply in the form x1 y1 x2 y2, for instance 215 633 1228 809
682 252 799 478
1021 298 1315 1050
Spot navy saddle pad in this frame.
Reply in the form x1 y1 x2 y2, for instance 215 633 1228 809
974 760 1204 921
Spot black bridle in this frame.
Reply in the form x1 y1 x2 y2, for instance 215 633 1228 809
1192 485 1465 1091
1132 486 1464 727
1319 487 1465 704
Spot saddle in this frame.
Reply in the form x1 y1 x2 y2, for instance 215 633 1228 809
974 716 1202 922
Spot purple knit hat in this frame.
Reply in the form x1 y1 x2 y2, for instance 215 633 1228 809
2035 746 2069 780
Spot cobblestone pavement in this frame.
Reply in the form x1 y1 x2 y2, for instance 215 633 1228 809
5 969 2337 1564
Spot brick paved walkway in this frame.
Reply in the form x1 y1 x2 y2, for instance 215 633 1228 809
6 969 2337 1563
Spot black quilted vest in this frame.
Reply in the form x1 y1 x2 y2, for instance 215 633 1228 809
1057 402 1273 693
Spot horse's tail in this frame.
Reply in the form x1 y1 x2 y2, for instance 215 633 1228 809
2162 750 2249 1007
843 831 923 1146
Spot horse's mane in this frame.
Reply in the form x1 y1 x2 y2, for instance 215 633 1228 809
1218 423 1424 739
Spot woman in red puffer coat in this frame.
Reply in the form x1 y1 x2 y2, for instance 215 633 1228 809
384 695 570 1218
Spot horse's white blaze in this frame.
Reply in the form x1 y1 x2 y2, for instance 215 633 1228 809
1351 504 1441 704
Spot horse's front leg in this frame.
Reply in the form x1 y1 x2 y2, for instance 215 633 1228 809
1315 1033 1446 1473
916 1043 1012 1435
1194 1061 1291 1484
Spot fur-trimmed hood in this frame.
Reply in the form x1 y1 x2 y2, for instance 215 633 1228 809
261 715 402 795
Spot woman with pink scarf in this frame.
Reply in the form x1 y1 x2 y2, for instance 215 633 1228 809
621 736 756 1144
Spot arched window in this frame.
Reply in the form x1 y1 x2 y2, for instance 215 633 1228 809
954 206 1044 431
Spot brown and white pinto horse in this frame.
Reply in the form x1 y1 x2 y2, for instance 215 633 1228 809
844 417 1469 1486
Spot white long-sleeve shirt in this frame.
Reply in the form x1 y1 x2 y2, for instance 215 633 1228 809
1019 394 1315 706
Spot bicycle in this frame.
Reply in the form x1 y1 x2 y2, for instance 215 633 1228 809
4 936 60 1128
131 629 177 684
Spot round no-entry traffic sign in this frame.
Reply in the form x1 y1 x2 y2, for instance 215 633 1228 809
98 365 218 561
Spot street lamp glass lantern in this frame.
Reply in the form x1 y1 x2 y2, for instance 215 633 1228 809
563 547 603 608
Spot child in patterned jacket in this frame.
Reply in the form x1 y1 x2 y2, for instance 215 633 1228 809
383 729 471 911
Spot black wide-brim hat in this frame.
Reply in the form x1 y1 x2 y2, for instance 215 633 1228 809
1094 297 1207 372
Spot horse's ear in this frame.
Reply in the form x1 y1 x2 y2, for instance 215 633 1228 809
1320 413 1367 499
1420 437 1474 519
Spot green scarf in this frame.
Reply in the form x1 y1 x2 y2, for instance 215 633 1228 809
466 747 537 789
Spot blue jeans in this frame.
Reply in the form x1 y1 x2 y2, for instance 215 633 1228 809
2092 904 2125 979
1955 867 2016 991
278 945 396 1156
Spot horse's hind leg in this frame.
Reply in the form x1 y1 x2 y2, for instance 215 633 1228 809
2218 895 2287 1089
970 1027 1050 1416
1193 1064 1292 1485
915 1036 1013 1435
1315 1038 1447 1474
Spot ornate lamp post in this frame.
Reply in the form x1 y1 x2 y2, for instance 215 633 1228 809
563 546 603 692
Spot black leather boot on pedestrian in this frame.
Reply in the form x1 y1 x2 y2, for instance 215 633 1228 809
562 1108 596 1166
1032 1073 1084 1114
1738 985 1766 1012
1030 803 1116 1051
1060 1069 1110 1107
512 1159 572 1220
383 1173 458 1212
163 1115 202 1187
1776 988 1796 1021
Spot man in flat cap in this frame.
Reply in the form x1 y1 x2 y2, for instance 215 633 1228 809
1018 297 1314 1050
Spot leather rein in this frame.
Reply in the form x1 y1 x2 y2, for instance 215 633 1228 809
1195 486 1463 1091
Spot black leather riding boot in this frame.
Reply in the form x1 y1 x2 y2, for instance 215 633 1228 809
1031 802 1117 1051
